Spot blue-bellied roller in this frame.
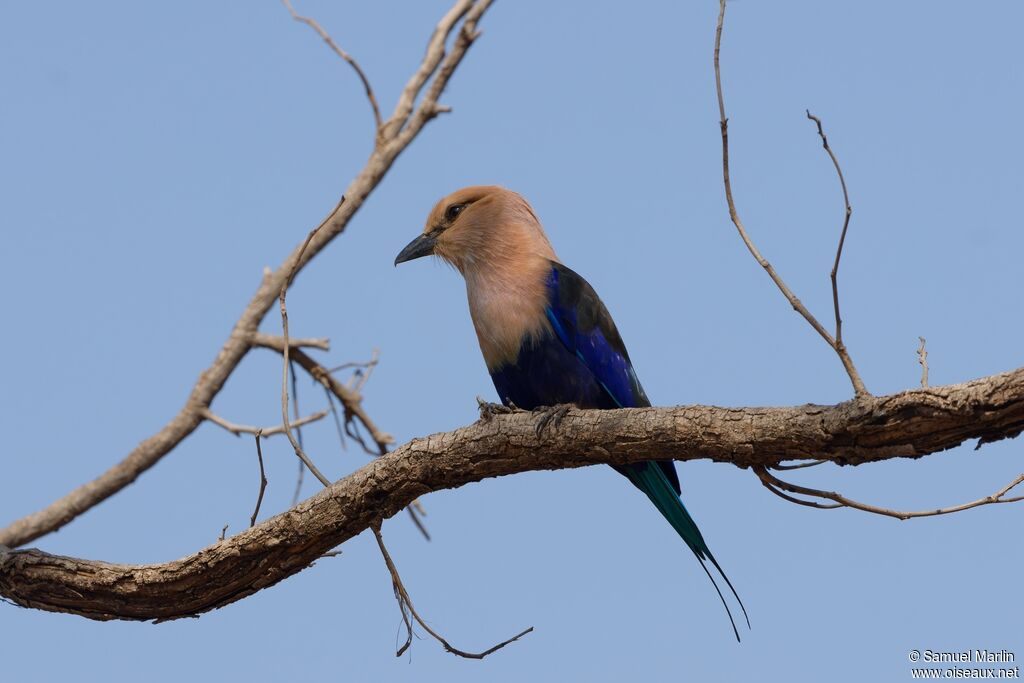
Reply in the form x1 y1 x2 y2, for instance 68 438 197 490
395 186 748 639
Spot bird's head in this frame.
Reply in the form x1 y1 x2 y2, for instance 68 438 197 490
394 185 556 274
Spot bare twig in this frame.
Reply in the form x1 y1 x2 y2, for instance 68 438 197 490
372 525 531 659
281 0 383 135
406 506 431 542
290 359 306 506
713 0 869 398
335 349 381 393
806 110 855 356
250 432 269 528
329 351 380 376
201 407 328 438
771 459 827 471
279 226 333 488
218 524 229 542
322 387 349 452
290 348 395 453
251 333 330 351
754 465 1024 520
918 337 930 387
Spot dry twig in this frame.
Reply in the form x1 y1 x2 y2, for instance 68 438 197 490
372 525 532 659
279 226 333 488
250 432 269 528
754 465 1024 520
201 407 328 438
806 110 855 367
281 0 383 135
251 333 330 351
290 359 306 506
713 0 869 397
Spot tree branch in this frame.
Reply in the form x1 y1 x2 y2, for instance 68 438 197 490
0 0 494 550
714 0 869 397
201 407 328 438
754 465 1024 520
3 366 1023 621
281 0 383 136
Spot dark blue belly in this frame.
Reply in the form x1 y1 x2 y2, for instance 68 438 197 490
489 332 618 410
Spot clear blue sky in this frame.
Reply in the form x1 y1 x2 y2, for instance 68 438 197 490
2 2 1022 681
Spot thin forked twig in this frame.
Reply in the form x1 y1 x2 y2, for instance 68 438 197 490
372 524 532 659
250 431 269 528
281 0 383 135
713 0 868 398
754 465 1024 520
201 407 328 438
329 351 380 376
338 349 381 393
806 110 854 357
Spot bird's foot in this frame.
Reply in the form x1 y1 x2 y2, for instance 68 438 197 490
533 404 572 437
477 396 519 421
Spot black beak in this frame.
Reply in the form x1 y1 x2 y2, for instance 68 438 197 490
394 232 437 266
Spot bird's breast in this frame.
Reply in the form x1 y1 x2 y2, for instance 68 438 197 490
464 260 553 371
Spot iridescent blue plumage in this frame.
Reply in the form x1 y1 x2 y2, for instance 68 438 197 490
489 261 748 640
397 186 748 641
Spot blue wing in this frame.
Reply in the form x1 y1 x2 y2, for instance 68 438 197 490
541 263 685 494
542 262 650 410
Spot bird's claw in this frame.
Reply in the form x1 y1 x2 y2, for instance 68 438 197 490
477 396 518 421
534 404 571 437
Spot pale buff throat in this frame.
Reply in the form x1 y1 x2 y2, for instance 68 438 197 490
400 186 562 370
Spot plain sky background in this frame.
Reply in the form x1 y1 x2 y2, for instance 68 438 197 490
1 1 1022 681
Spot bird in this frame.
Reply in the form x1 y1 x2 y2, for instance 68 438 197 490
395 185 748 640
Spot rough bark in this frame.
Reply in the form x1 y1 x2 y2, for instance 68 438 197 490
2 366 1022 622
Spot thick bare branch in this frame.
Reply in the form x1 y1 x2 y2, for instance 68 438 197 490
3 367 1024 621
0 0 494 550
714 0 869 397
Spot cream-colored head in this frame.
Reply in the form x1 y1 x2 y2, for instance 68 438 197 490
394 185 557 273
395 186 560 369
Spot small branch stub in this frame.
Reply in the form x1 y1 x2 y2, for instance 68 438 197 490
918 337 929 388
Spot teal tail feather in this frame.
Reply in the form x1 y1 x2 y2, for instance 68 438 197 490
622 462 750 642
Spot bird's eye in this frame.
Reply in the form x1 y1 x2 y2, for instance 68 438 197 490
445 204 465 222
